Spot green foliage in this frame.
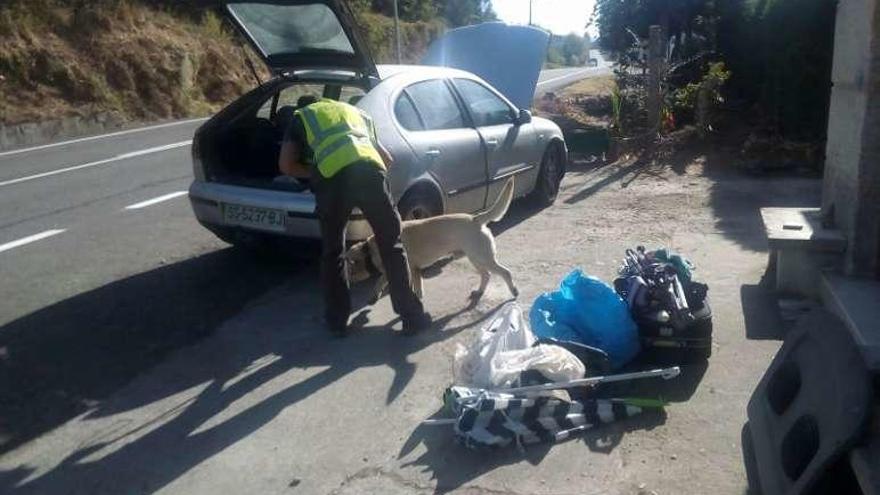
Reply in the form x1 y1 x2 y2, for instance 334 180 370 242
611 83 623 130
546 33 590 67
440 0 497 27
353 11 445 63
720 0 836 139
594 0 836 140
562 33 588 65
673 62 730 112
367 0 495 26
672 62 730 133
546 46 566 66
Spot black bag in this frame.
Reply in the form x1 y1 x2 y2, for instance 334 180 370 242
634 290 713 363
615 263 713 363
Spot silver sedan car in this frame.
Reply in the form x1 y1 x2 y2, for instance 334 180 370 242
189 0 567 247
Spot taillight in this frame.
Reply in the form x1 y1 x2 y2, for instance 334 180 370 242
191 132 206 181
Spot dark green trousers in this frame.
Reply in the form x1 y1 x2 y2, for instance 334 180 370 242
312 161 424 329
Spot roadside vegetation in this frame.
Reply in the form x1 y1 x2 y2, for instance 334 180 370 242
585 0 833 171
0 0 497 126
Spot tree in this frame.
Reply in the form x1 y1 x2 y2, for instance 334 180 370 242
369 0 436 22
561 33 588 65
438 0 497 27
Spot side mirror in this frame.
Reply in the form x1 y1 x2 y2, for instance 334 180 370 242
515 109 532 126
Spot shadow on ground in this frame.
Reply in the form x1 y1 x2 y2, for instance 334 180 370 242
0 269 506 495
741 281 787 341
0 247 300 454
399 405 667 494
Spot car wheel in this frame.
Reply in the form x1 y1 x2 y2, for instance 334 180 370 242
529 143 565 207
398 189 442 221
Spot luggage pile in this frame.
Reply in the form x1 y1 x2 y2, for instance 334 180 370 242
432 302 678 450
614 246 713 362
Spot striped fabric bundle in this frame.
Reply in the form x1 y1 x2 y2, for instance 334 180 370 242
446 387 654 449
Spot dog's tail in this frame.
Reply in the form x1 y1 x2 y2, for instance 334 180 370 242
473 178 514 225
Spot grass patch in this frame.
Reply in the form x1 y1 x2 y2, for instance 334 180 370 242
560 75 616 98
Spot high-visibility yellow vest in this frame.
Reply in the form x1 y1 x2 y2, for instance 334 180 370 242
296 99 385 179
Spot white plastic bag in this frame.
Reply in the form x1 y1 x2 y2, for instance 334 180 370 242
490 344 586 389
453 302 534 388
453 302 586 389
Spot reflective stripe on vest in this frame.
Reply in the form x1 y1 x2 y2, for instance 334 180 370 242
297 100 384 179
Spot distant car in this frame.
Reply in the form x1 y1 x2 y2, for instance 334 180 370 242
189 0 567 248
588 58 599 67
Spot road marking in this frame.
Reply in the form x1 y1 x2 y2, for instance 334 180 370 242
537 69 593 87
0 118 206 158
125 191 188 210
0 229 66 254
0 140 192 187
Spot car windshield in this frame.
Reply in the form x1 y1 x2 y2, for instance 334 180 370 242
227 2 355 58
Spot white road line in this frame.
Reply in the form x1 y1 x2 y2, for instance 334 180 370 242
125 191 188 210
0 229 66 254
0 118 206 158
537 69 593 87
0 140 192 187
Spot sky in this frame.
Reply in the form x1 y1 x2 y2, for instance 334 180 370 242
492 0 596 37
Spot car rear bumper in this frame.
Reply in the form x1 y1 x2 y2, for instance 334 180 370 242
188 180 373 241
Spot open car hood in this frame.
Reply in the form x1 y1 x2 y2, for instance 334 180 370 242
225 0 378 78
421 23 550 110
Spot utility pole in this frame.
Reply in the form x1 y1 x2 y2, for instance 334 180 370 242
393 0 402 63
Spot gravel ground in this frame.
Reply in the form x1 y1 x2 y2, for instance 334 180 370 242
0 149 822 495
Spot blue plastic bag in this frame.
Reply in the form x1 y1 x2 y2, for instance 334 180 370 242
530 270 640 369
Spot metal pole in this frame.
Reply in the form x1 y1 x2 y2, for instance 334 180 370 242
493 366 681 395
529 0 533 25
393 0 401 63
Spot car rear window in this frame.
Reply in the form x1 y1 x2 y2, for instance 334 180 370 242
394 93 423 130
404 80 465 131
227 3 355 57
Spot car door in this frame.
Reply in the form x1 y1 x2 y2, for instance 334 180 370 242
451 78 542 201
399 79 487 214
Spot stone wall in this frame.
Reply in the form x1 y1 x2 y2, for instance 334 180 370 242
823 0 880 277
0 113 128 152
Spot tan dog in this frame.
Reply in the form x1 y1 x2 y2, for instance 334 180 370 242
347 179 519 303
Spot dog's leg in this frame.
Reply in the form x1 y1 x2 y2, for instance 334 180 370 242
369 275 388 305
465 258 492 302
411 269 424 300
488 261 519 298
407 262 424 300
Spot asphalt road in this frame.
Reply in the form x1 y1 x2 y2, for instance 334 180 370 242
0 66 606 450
0 66 609 327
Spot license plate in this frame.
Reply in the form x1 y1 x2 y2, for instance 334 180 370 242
223 203 285 232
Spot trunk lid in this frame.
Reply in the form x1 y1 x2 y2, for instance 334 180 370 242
225 0 378 78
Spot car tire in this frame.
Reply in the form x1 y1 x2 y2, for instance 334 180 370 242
529 142 565 207
398 189 442 221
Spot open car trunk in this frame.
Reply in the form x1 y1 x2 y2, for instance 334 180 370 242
198 79 369 189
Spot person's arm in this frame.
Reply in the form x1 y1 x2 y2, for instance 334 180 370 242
366 115 394 167
376 140 394 168
278 140 311 178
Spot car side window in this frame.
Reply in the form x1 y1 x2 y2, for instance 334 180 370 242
394 92 423 131
454 79 514 127
405 79 465 131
